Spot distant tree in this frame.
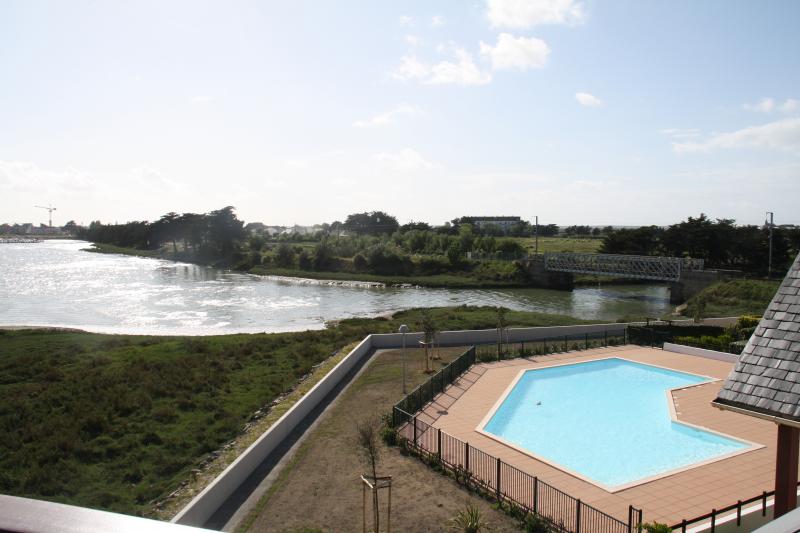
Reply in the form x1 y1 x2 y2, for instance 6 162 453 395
601 225 615 235
496 239 525 259
591 227 601 236
399 221 431 232
62 220 78 235
599 226 662 255
154 212 181 255
343 211 399 235
297 249 312 270
312 241 334 270
274 243 295 267
206 206 246 257
538 224 559 237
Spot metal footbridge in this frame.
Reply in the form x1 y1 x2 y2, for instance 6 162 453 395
543 253 704 282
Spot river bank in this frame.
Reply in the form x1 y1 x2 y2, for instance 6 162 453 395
86 243 531 289
86 242 670 291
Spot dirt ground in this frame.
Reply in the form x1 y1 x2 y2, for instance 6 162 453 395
241 346 521 533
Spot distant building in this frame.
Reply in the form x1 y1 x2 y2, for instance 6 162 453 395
460 216 522 232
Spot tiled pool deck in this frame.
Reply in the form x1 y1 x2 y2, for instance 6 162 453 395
416 345 784 525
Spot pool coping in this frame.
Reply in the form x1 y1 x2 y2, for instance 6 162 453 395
474 356 765 494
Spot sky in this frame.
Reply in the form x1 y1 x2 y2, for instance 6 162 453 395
1 0 799 228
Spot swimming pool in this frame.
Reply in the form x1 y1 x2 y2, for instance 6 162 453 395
480 358 754 490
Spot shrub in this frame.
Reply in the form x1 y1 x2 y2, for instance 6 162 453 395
451 503 487 533
297 250 312 270
274 243 296 267
524 514 554 533
642 522 672 533
353 253 368 271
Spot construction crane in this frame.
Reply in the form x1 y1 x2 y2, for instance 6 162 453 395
35 204 57 228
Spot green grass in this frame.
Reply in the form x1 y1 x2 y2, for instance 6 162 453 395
0 306 586 517
510 236 603 254
249 265 527 288
683 279 780 318
84 242 163 258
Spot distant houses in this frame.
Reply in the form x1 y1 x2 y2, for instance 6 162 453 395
458 216 522 232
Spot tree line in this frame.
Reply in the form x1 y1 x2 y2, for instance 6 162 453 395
599 214 800 274
78 207 246 265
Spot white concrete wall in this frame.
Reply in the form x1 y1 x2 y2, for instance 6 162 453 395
370 323 627 349
172 335 375 527
663 342 739 363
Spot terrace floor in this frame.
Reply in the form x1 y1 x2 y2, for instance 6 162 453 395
416 345 785 526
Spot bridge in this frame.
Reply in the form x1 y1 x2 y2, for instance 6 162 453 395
521 253 723 304
543 253 705 282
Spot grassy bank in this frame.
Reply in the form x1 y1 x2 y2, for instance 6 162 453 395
85 239 620 290
84 242 164 258
0 307 587 517
249 265 528 288
683 279 780 318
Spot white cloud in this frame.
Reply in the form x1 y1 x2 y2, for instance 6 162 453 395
373 148 439 171
744 97 775 113
191 95 213 103
659 128 701 140
399 15 413 27
392 50 491 86
431 15 445 27
405 34 422 47
0 160 99 194
783 99 800 113
672 117 800 154
575 92 602 107
479 33 550 71
744 97 799 114
353 104 422 128
486 0 586 28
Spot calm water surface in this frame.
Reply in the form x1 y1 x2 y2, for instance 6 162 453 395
0 240 672 335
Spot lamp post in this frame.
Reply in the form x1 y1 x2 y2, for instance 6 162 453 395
399 324 409 394
766 211 774 278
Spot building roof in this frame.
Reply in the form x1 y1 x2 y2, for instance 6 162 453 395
713 252 800 425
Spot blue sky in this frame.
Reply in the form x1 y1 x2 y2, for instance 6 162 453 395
1 0 798 227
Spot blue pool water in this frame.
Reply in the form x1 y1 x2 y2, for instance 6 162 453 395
483 358 749 488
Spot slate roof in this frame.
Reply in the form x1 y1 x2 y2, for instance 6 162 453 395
713 252 800 424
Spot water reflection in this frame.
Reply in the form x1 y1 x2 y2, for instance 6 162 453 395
0 240 673 335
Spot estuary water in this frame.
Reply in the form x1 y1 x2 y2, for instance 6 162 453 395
0 240 672 335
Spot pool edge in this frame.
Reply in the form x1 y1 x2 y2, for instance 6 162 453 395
473 355 766 494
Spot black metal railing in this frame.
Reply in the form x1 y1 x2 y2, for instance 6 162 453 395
392 346 476 428
671 482 800 532
395 411 642 533
474 329 628 363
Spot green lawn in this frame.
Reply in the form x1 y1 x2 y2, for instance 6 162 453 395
510 236 603 254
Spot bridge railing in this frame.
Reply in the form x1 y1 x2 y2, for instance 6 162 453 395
543 253 703 282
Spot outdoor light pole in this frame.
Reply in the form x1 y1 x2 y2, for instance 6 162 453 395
766 211 774 278
399 324 408 394
534 215 539 255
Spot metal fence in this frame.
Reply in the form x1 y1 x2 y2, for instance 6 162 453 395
390 341 642 532
474 329 628 362
396 412 642 533
392 346 476 428
671 482 800 532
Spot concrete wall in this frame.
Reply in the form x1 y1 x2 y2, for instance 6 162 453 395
663 342 739 363
370 322 627 349
172 335 375 527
